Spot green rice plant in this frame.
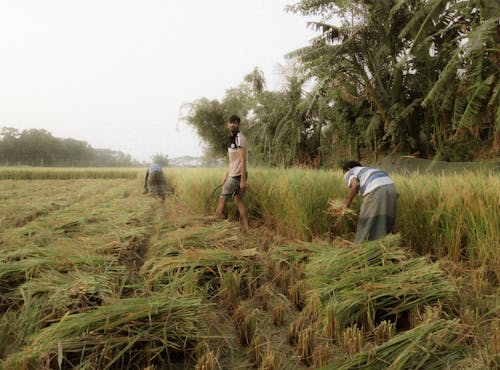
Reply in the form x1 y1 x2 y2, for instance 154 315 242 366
3 294 206 369
324 319 467 369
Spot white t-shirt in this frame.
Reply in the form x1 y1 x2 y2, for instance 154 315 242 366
228 132 248 177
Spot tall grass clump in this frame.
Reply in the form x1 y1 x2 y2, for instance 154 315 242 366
246 168 344 240
396 172 499 277
166 167 226 213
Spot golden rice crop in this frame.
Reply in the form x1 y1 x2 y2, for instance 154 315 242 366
4 294 206 369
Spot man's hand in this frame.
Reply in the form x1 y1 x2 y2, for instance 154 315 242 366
240 179 246 193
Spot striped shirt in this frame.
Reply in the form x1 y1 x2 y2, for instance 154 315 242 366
344 166 394 197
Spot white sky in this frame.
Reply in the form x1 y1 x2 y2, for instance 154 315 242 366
0 0 316 162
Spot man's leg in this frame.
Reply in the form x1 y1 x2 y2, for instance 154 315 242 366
233 195 249 232
215 197 228 219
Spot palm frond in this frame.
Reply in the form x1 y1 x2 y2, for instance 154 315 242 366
409 0 449 54
488 81 500 131
307 21 341 43
456 74 495 132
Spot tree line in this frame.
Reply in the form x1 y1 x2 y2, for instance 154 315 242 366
0 127 141 167
184 0 499 167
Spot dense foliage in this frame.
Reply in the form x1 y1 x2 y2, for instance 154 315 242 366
0 127 141 167
184 0 499 166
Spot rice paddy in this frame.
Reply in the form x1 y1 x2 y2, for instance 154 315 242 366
0 167 498 369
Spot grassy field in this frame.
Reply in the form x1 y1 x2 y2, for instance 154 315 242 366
0 167 498 369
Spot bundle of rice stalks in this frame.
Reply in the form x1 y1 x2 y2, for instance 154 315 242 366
307 235 405 282
0 245 118 295
16 267 126 314
269 243 325 266
147 220 240 257
325 319 467 369
307 236 455 331
4 294 207 369
325 199 357 217
141 247 259 288
325 198 358 235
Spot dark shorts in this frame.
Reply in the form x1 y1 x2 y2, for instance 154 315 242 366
220 176 243 199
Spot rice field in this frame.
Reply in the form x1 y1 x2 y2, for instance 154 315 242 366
0 167 498 369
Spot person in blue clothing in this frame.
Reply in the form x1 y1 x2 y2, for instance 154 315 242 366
338 161 397 243
144 163 168 202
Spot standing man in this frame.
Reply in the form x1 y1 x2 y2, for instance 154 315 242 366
144 162 168 202
215 114 249 232
339 161 397 243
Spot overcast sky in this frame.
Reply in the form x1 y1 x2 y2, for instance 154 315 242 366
0 0 316 162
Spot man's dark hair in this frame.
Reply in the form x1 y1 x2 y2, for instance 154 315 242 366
342 160 362 172
229 115 241 124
